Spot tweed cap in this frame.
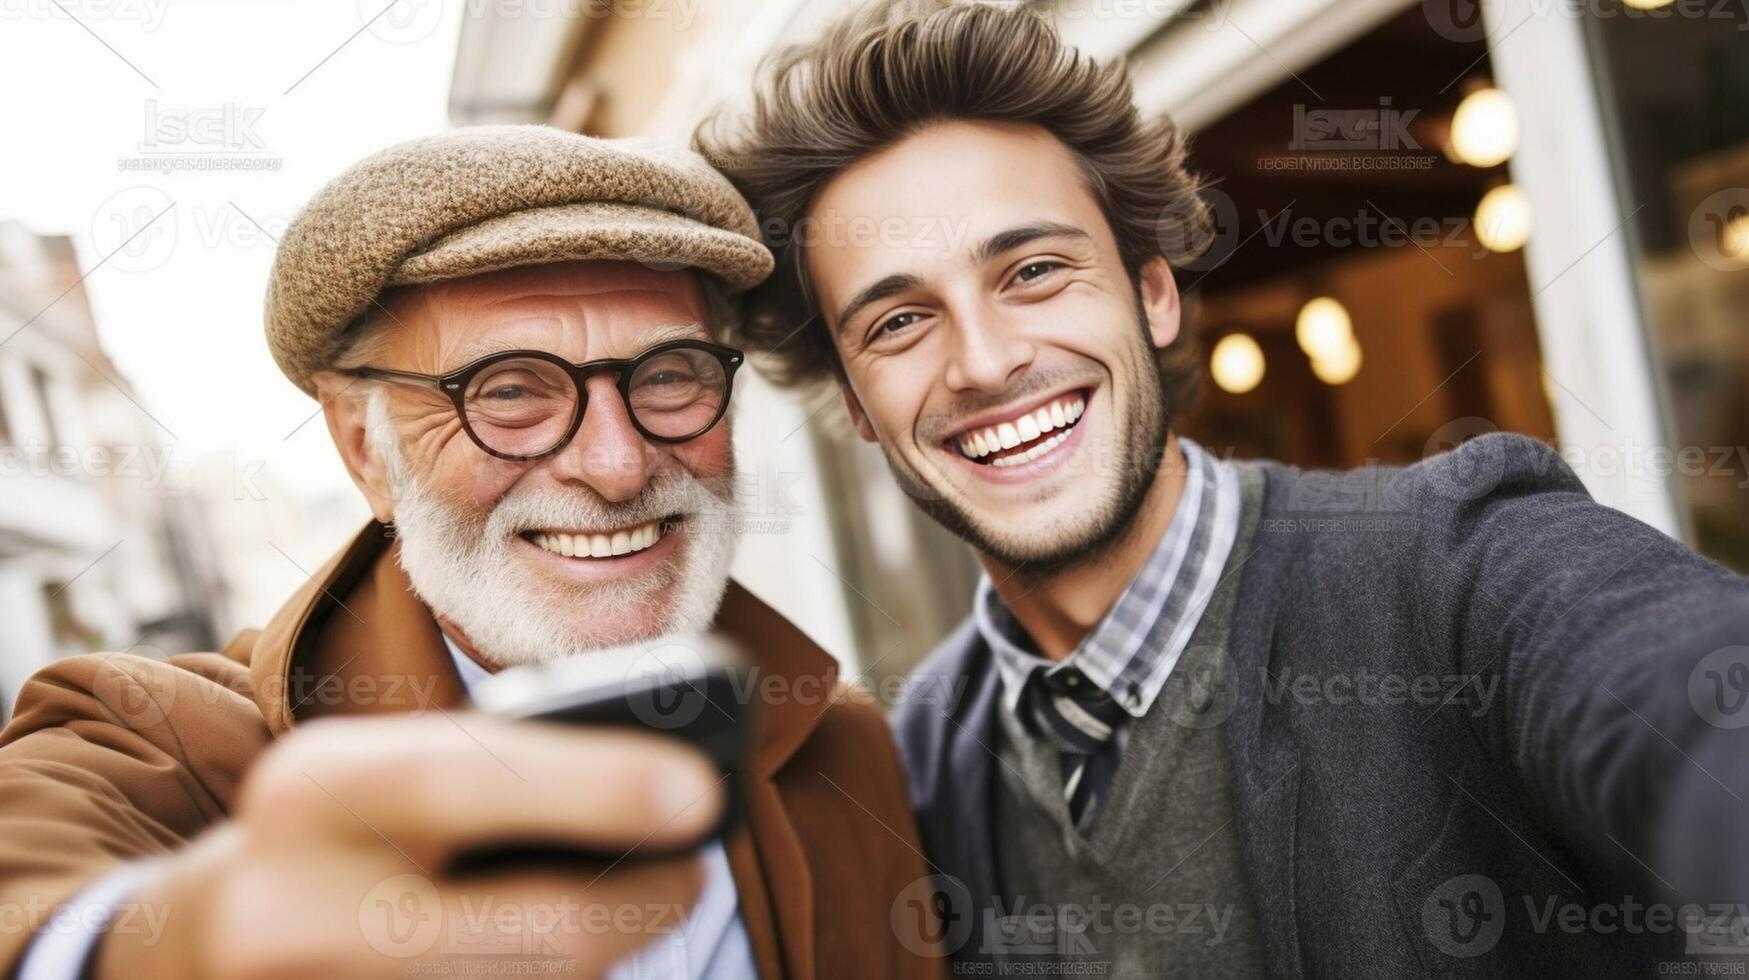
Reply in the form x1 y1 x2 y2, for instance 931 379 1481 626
265 125 775 395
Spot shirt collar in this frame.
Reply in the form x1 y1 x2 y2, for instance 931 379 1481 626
976 436 1241 720
441 633 492 694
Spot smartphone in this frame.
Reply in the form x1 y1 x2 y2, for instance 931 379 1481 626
451 633 750 873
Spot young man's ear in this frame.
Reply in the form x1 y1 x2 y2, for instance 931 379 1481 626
1137 254 1182 351
313 372 397 523
836 377 878 442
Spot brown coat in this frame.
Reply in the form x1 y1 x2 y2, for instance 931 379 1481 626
0 522 944 979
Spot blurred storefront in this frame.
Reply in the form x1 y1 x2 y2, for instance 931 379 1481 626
1079 0 1748 571
0 223 224 722
446 0 1749 675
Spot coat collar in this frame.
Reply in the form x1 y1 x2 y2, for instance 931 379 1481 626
245 519 840 778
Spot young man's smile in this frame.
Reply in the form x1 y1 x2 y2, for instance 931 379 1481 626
945 386 1089 471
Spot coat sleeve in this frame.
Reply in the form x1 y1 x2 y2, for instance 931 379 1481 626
0 651 270 975
806 687 950 980
1403 433 1749 906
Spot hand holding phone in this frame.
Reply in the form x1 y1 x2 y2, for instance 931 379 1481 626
454 633 751 873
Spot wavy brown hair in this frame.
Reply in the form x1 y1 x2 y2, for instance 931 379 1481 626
694 0 1214 415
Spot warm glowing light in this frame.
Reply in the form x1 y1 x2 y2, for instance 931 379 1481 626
1294 296 1354 362
1621 0 1675 9
1309 335 1362 386
1723 212 1749 263
1450 87 1519 168
1474 183 1531 253
1211 333 1265 394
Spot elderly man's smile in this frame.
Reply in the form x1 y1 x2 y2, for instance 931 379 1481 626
525 518 667 559
520 517 678 568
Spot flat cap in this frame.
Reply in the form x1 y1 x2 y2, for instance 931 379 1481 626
265 125 775 395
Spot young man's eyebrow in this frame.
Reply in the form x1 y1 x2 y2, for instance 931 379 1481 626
973 221 1093 264
830 223 1091 333
833 273 924 334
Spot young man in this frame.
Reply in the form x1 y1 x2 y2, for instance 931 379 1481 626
699 2 1749 975
0 127 942 980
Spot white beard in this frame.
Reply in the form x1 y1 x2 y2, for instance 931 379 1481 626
368 393 740 666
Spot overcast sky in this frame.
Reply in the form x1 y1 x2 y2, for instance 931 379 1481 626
0 0 467 497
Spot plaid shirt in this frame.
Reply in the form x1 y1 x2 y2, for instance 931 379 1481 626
975 437 1242 730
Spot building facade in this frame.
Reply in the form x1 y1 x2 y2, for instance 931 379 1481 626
0 222 223 723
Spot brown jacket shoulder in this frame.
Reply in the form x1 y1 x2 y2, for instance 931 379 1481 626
0 522 944 979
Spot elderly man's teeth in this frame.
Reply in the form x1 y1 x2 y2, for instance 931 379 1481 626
954 394 1086 461
531 520 664 559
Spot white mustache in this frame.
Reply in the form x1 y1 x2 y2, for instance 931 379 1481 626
484 472 732 540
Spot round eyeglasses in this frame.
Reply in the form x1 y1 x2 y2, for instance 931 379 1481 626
348 340 744 461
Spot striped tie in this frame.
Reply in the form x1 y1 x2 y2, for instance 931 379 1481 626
1020 666 1131 831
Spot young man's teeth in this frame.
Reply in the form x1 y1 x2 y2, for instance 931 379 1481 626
991 429 1069 467
954 395 1086 461
531 521 664 559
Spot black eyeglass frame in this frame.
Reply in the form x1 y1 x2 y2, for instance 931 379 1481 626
347 339 745 462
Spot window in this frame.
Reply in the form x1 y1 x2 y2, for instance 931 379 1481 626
1587 6 1749 572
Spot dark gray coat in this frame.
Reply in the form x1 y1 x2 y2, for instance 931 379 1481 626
892 434 1749 977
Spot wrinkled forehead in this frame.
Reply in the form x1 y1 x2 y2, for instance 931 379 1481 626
385 260 713 366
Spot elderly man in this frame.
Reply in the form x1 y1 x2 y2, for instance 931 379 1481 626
0 128 940 979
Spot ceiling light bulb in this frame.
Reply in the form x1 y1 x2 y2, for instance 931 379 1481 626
1310 335 1362 386
1211 333 1265 394
1295 296 1354 362
1451 87 1519 168
1474 183 1531 253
